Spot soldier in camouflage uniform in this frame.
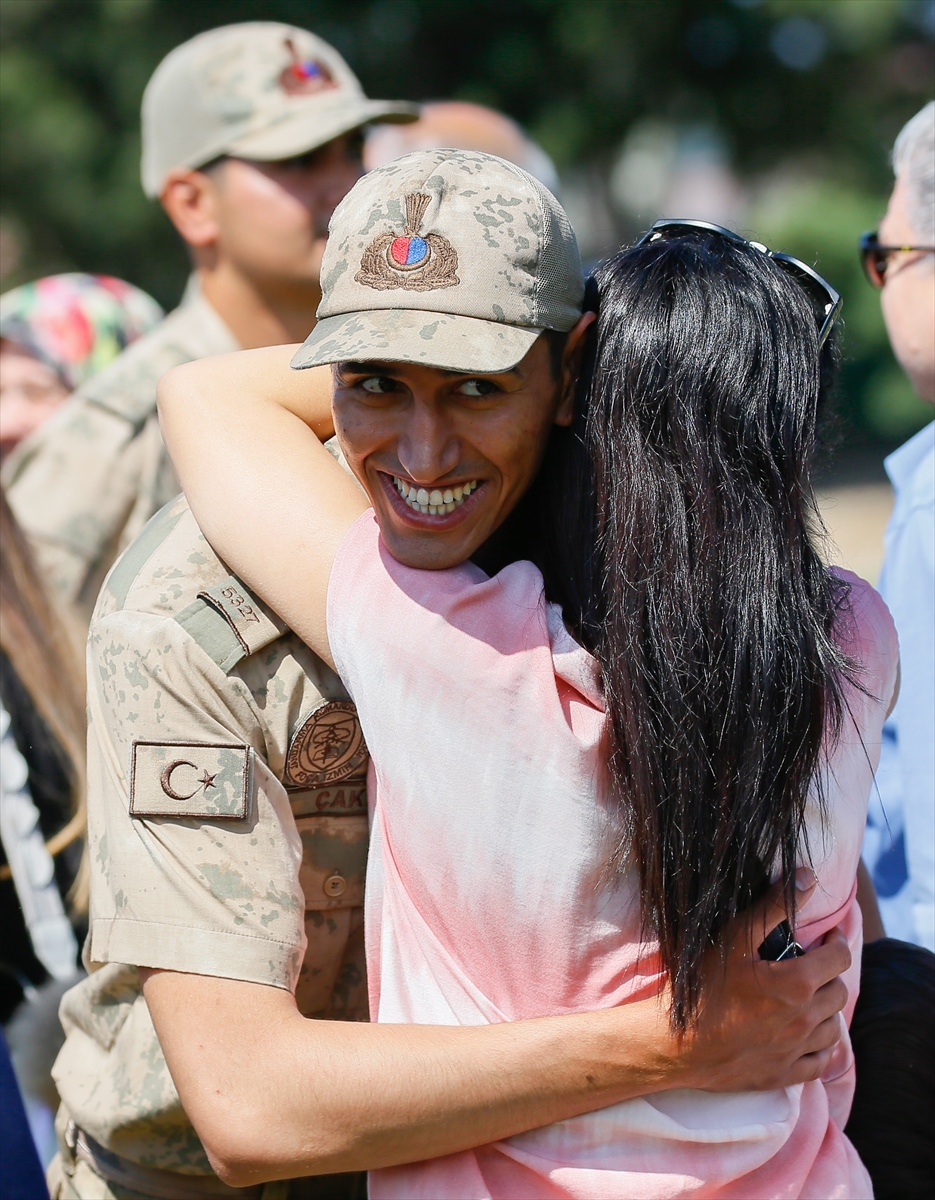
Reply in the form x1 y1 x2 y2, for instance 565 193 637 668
47 492 372 1199
2 22 415 621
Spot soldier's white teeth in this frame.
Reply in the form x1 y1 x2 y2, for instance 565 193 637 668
393 476 478 515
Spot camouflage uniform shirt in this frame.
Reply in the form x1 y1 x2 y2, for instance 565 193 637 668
2 287 238 621
52 495 369 1178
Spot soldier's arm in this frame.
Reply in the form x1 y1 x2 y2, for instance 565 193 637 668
141 891 850 1188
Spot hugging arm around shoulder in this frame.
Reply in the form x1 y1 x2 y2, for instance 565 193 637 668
157 346 367 668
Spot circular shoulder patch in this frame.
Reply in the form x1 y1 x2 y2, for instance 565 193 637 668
285 700 368 788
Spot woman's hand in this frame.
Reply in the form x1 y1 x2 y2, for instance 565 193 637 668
671 880 851 1092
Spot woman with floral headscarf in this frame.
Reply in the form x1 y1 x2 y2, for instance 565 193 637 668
0 273 160 1157
0 273 162 459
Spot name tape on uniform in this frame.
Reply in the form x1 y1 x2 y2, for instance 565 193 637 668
289 783 367 817
130 741 250 819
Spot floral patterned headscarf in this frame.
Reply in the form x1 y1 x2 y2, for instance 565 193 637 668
0 273 163 391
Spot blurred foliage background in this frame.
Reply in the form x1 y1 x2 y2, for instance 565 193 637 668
1 0 933 455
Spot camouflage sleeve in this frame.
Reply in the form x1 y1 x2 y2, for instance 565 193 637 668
3 394 151 614
86 607 307 991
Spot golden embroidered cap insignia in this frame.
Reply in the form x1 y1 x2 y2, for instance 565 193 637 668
290 149 583 375
355 193 460 292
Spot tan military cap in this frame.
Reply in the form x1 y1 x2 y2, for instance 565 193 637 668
141 22 417 198
291 149 583 374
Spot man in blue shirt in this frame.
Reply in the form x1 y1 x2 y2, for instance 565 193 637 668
862 102 934 951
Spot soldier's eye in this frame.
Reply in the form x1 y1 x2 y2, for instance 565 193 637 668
457 379 497 397
359 376 397 393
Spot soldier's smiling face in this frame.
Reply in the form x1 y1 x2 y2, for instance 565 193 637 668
330 324 589 571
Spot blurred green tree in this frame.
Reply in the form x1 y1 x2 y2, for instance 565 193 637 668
1 0 932 446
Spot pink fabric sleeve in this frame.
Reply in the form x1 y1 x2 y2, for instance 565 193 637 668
830 567 900 711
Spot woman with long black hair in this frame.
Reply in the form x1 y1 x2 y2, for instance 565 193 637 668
155 169 893 1197
535 221 861 1034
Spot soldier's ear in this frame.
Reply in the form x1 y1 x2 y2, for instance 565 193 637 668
160 167 223 250
554 310 596 428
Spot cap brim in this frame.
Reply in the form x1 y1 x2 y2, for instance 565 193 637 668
226 99 418 162
291 309 542 374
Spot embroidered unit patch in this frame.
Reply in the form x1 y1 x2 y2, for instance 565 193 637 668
129 741 250 820
279 38 337 96
285 700 369 788
356 193 460 292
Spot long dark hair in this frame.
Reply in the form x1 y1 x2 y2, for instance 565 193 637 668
0 488 88 912
532 233 855 1029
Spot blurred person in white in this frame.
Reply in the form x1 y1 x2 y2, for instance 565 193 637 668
365 100 559 192
860 101 935 952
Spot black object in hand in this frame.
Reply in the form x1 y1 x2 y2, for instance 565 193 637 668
759 920 805 961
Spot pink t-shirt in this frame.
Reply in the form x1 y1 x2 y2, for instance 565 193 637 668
328 512 898 1200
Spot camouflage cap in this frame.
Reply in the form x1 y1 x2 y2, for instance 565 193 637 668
291 149 583 374
141 22 417 198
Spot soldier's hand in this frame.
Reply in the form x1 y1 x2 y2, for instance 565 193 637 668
670 877 851 1093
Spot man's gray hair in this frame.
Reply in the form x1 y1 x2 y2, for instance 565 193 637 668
893 101 935 242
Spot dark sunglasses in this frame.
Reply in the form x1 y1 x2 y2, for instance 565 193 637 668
636 218 842 348
859 230 935 289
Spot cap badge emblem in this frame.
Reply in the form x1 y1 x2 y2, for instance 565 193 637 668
280 38 337 96
356 193 460 292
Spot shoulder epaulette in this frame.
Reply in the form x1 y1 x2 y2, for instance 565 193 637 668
175 575 289 674
105 499 187 608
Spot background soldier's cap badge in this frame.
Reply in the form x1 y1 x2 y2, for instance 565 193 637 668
279 37 337 96
355 193 460 292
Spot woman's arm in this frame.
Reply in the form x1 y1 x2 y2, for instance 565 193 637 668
158 346 360 669
142 885 850 1187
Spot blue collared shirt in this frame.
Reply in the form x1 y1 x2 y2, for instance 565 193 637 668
865 421 934 950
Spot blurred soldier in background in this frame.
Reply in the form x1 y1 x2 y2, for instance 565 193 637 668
3 22 410 1200
365 100 559 192
2 22 415 621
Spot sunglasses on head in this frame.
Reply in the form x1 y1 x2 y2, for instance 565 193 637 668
636 218 842 348
859 230 935 289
